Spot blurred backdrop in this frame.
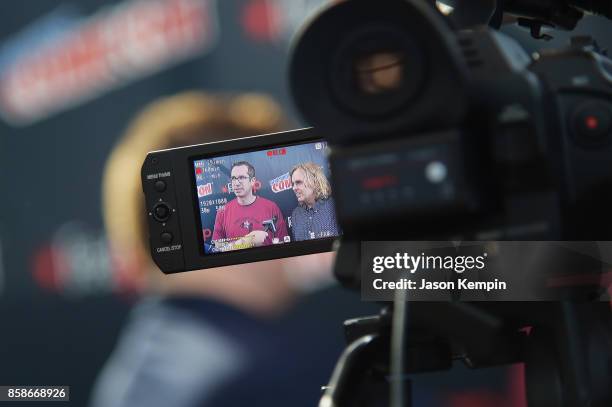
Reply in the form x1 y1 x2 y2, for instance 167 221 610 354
2 1 612 406
0 1 348 405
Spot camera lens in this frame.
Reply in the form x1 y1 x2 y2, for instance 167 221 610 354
354 52 405 95
290 0 467 140
330 25 427 119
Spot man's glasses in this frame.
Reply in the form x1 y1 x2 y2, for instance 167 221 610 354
231 175 252 183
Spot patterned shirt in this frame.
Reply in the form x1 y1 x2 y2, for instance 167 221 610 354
290 198 340 242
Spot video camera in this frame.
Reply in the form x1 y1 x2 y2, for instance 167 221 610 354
288 1 612 406
141 0 612 405
141 128 341 272
291 0 612 244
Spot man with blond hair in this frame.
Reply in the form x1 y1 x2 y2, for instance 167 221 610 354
289 162 340 241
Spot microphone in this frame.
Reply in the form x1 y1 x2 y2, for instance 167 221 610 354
262 215 278 234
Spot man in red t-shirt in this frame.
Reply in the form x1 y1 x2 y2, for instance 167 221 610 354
212 161 288 252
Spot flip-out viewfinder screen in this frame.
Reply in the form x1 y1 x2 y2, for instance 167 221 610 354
193 140 341 254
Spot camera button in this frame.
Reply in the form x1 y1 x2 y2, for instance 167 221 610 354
160 232 173 244
153 203 171 222
572 102 612 144
154 180 167 192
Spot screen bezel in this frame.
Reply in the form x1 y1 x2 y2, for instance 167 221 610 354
165 128 338 271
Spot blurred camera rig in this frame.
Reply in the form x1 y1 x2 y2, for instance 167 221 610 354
289 1 612 406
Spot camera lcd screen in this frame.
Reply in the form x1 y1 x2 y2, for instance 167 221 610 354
192 140 341 254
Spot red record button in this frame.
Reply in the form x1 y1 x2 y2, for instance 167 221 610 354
572 102 612 143
585 115 599 130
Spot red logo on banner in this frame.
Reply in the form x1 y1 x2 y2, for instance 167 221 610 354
202 228 212 240
197 183 213 197
241 0 281 42
196 167 203 175
269 172 292 193
0 0 218 126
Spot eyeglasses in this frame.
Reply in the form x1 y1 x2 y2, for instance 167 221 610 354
231 175 251 183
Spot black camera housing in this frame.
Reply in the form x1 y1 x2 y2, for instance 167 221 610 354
290 0 612 244
141 128 337 273
286 2 612 407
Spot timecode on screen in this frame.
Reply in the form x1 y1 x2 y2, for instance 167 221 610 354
0 386 69 401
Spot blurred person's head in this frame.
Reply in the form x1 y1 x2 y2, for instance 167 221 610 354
103 92 334 316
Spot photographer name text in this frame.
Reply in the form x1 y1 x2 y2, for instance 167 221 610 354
373 278 506 291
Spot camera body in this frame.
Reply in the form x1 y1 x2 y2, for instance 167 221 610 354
142 128 340 273
286 3 612 406
290 0 612 244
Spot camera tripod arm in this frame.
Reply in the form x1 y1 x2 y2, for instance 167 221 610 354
319 333 382 407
